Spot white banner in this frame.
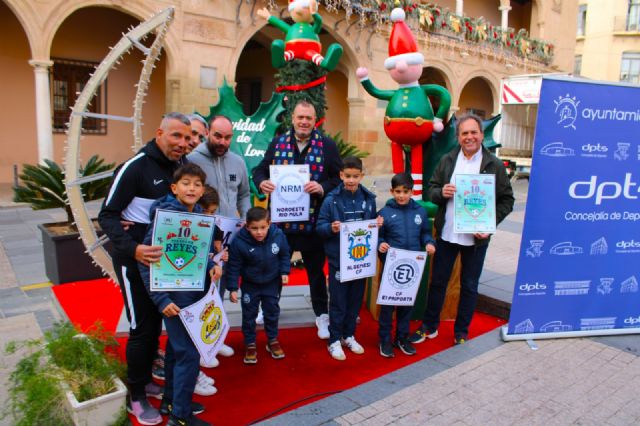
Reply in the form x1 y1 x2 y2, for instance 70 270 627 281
377 248 427 306
179 280 230 365
212 215 243 265
339 219 378 282
269 164 310 222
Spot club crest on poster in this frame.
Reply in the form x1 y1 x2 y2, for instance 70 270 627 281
339 219 378 282
377 248 427 306
179 282 230 363
151 210 215 291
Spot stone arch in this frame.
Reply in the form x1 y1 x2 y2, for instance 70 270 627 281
457 74 499 118
1 0 39 58
42 1 179 74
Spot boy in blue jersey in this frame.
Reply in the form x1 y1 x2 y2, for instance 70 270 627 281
139 163 219 426
224 207 291 364
377 173 436 358
317 156 382 360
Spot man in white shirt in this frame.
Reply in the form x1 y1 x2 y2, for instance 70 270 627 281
410 114 514 345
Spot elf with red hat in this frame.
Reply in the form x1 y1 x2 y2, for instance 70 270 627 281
257 0 342 71
357 7 451 199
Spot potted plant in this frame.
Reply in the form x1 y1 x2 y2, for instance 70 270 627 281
13 155 115 284
3 322 127 426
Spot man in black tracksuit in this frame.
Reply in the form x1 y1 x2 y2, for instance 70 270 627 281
98 113 192 424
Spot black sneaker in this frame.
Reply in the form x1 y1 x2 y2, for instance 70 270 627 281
167 414 211 426
408 326 438 344
395 338 417 355
160 398 205 416
454 335 467 345
379 341 395 358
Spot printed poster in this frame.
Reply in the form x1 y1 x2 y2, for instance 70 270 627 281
212 215 243 265
506 77 640 339
151 210 214 291
339 219 378 282
269 164 310 222
453 174 496 233
377 248 428 306
179 281 229 364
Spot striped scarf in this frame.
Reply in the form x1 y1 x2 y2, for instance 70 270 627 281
272 128 325 233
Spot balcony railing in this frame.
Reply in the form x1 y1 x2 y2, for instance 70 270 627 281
316 0 555 65
613 15 640 32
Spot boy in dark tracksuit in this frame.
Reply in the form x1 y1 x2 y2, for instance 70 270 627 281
317 156 381 361
224 207 290 364
139 164 218 426
377 173 436 358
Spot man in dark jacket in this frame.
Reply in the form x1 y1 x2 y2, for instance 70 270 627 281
252 100 342 340
410 114 514 346
98 112 191 425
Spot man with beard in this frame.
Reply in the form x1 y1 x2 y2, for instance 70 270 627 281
253 100 342 340
187 115 251 219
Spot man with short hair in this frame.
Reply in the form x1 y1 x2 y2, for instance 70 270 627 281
187 115 251 219
186 113 209 154
253 100 342 340
410 114 514 346
99 112 192 425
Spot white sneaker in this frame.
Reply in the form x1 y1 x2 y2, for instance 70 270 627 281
256 308 264 325
328 341 346 361
316 314 330 340
194 377 217 396
218 343 234 357
200 356 219 368
342 336 365 354
198 370 214 386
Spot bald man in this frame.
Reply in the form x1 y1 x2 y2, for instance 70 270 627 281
99 113 192 425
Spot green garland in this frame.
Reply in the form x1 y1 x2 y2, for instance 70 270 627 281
317 0 555 65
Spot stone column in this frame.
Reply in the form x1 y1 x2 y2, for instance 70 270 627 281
499 5 512 29
28 60 54 163
456 0 463 16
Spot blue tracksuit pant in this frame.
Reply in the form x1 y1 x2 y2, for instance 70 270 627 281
328 265 366 345
378 305 413 343
163 315 200 419
241 280 281 344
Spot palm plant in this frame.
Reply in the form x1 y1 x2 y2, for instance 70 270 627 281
331 131 370 159
13 155 115 225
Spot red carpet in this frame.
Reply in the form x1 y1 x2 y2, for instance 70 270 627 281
53 278 505 426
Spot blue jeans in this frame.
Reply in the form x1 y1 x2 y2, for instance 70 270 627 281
328 265 365 344
163 315 200 419
378 305 413 344
241 280 281 344
422 238 488 338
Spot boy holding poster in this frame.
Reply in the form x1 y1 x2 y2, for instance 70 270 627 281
139 163 218 426
317 156 381 361
224 207 291 364
377 173 436 358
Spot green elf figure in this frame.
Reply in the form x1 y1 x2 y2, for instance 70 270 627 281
257 0 342 71
356 7 451 199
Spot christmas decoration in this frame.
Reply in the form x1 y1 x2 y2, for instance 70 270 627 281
206 79 286 197
356 7 451 200
275 59 328 130
282 1 555 65
257 0 343 71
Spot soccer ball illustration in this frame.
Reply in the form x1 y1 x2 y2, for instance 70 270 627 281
174 257 185 268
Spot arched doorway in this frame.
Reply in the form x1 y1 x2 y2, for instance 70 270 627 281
419 66 451 119
234 25 350 138
0 1 36 184
49 6 166 165
458 77 495 119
